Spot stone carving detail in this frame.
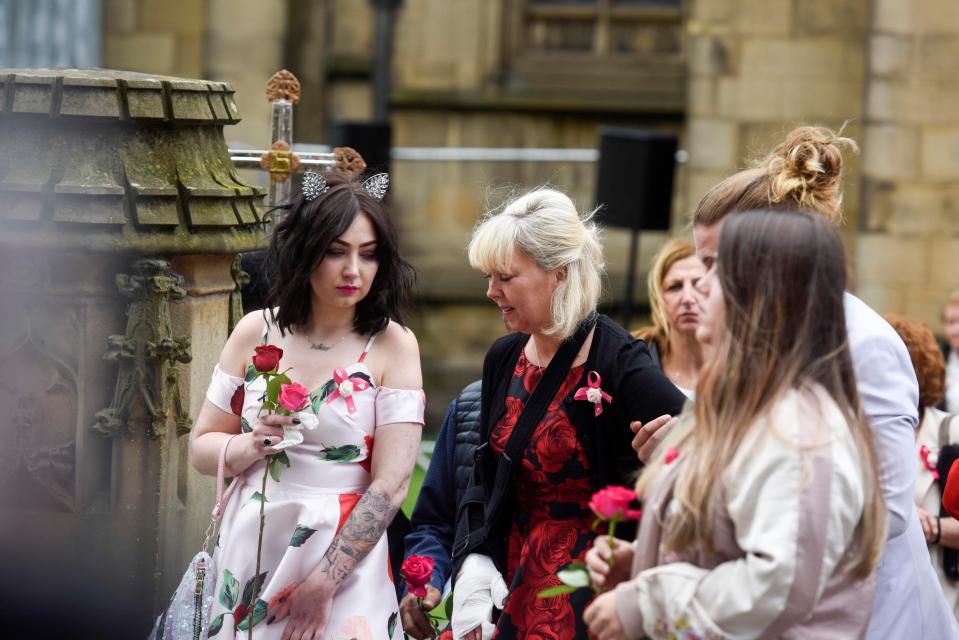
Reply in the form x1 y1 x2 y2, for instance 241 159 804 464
230 254 251 333
92 259 193 440
0 296 82 512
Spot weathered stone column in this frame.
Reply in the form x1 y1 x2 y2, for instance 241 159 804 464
0 68 265 636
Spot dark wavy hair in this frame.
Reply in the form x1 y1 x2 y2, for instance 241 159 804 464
263 172 416 336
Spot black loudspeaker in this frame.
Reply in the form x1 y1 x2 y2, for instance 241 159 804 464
595 127 677 231
330 120 392 173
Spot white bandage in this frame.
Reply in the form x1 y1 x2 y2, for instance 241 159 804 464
452 554 509 640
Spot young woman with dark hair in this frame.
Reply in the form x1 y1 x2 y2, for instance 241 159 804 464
585 211 887 638
189 171 424 639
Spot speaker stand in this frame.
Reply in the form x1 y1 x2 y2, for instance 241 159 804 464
622 227 640 331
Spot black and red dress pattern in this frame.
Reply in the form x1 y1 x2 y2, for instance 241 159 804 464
489 352 595 639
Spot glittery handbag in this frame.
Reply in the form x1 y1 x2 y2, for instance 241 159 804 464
150 436 241 640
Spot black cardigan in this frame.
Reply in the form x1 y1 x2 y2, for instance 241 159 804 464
465 314 687 572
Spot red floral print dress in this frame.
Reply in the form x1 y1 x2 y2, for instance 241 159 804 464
489 352 595 639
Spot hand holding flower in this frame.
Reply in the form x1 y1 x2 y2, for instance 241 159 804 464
584 535 634 592
589 485 642 567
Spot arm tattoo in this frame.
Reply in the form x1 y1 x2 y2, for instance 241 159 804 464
319 489 398 588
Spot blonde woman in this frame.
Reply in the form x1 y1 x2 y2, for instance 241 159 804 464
585 211 886 638
450 187 686 640
633 239 705 397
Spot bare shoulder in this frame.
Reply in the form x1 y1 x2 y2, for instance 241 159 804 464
375 321 422 389
376 320 419 354
219 310 268 375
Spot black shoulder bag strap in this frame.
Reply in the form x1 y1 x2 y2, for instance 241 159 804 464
484 316 596 539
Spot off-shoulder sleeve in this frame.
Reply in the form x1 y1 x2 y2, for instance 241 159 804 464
206 365 245 415
375 387 426 426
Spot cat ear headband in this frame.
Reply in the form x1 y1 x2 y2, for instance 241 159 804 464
301 171 390 202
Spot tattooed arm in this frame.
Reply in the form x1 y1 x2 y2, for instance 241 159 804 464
271 425 420 639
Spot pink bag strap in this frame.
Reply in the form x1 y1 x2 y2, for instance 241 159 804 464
213 433 242 519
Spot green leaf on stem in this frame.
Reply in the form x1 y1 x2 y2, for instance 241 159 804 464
267 451 290 482
265 373 292 406
444 591 454 619
248 491 267 507
556 563 591 588
537 584 578 598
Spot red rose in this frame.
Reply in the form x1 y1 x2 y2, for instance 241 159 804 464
252 345 283 372
589 485 641 521
400 554 435 598
230 385 244 415
438 631 453 640
278 382 310 412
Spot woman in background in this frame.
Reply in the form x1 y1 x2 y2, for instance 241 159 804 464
632 238 705 398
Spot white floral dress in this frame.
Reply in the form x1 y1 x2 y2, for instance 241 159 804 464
204 332 425 639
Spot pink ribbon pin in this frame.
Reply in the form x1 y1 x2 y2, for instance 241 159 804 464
920 444 940 481
574 371 612 417
324 368 370 415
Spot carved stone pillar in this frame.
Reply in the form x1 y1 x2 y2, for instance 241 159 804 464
0 68 265 636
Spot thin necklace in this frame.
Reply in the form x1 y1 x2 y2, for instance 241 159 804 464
308 331 351 351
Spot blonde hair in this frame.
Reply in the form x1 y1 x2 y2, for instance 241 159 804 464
633 238 697 355
693 125 858 226
467 187 604 339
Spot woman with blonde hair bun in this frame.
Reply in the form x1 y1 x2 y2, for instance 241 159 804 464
450 186 686 640
621 125 957 638
633 239 705 398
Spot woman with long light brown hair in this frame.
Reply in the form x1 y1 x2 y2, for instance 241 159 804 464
584 211 887 638
633 239 705 397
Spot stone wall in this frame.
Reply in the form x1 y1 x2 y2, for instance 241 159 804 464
683 0 959 332
856 0 959 327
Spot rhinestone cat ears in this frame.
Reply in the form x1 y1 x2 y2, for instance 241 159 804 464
301 171 390 202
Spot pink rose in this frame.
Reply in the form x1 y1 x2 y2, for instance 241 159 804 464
664 447 680 465
401 554 435 598
278 382 310 412
252 345 283 372
589 485 641 521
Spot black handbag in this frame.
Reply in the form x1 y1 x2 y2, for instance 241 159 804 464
451 317 595 578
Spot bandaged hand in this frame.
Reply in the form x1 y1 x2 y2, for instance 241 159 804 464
451 554 509 640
